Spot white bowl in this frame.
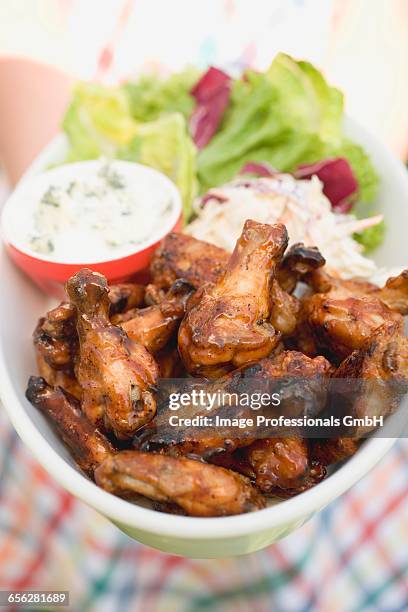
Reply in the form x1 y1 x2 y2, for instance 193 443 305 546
1 120 407 558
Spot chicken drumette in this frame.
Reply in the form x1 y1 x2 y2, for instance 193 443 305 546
26 376 115 475
95 451 265 516
66 269 158 439
296 268 408 362
150 232 229 290
112 279 194 354
178 220 289 377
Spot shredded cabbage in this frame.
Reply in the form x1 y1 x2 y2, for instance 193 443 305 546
187 174 382 279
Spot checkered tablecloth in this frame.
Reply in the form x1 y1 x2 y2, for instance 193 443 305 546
0 405 407 612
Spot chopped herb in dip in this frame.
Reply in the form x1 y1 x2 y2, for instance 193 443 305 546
26 160 176 263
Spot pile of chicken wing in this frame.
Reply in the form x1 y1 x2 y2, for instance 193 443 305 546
26 219 408 517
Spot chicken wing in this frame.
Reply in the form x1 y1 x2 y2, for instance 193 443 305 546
33 283 145 370
297 269 403 362
241 437 325 497
370 269 408 315
150 232 229 290
26 376 114 475
331 321 408 437
112 280 194 354
95 450 265 516
36 354 82 400
33 302 77 371
66 269 158 439
137 350 331 459
178 220 288 377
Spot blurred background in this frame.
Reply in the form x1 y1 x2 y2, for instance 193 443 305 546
1 1 408 610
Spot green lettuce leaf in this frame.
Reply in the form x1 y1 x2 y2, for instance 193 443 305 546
62 82 196 219
118 113 197 218
122 68 200 122
354 220 385 253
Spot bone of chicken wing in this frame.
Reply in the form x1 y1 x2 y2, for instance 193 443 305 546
332 321 408 437
26 377 114 475
66 269 158 439
112 280 194 354
95 450 265 516
298 269 404 362
178 221 289 377
150 232 229 290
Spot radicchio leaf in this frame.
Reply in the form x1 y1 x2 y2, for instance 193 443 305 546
294 158 358 212
189 67 231 149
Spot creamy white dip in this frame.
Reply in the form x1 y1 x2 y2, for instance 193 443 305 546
2 159 180 264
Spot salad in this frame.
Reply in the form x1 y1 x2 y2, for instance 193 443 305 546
61 53 383 260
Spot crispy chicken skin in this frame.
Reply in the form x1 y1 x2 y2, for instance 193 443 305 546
95 450 265 516
150 232 229 290
178 220 289 377
306 267 408 309
112 280 194 354
298 269 403 362
269 244 326 337
332 321 408 436
26 377 114 475
66 269 159 439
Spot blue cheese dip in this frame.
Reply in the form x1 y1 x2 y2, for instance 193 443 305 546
2 159 181 264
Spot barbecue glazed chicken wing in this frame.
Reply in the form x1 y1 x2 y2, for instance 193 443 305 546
241 437 325 497
33 282 145 371
178 220 289 377
26 377 115 475
137 351 331 459
150 232 229 290
95 450 265 516
332 321 408 436
297 268 406 362
33 302 77 371
112 279 194 354
66 269 158 439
